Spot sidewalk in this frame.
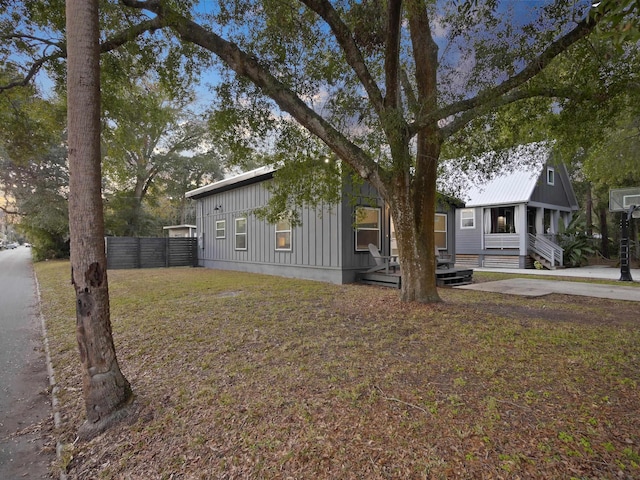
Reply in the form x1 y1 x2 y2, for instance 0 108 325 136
471 265 640 281
457 265 640 302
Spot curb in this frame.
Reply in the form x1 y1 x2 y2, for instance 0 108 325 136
34 272 69 480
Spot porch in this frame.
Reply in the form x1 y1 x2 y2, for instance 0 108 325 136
357 267 474 289
481 232 564 269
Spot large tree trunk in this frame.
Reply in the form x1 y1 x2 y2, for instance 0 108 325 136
66 0 134 440
385 142 441 303
393 0 441 303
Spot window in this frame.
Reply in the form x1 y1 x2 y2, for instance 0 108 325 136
547 167 555 186
460 209 475 229
355 206 381 251
491 207 515 233
235 217 247 250
275 219 292 251
215 220 226 239
434 213 447 250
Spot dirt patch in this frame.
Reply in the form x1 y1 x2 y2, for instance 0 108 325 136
468 294 639 326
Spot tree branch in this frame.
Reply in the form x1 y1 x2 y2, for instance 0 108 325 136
121 0 381 186
411 8 605 136
439 85 610 139
384 0 403 110
299 0 385 117
0 54 58 92
0 205 23 215
0 17 166 92
399 68 418 113
1 33 63 48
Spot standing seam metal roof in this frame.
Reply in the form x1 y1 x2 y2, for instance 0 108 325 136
462 144 549 207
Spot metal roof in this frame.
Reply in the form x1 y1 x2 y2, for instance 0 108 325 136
464 165 543 207
460 144 549 207
185 166 275 199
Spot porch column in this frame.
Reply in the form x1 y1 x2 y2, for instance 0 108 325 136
550 210 559 235
535 208 544 234
517 204 527 255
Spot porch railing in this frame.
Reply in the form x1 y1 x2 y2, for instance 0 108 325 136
528 233 563 268
484 233 520 249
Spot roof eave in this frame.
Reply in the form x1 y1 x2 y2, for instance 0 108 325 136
185 166 275 199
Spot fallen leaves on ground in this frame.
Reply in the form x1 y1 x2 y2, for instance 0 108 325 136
35 262 640 479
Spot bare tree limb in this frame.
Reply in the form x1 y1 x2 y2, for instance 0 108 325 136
439 85 611 138
1 33 63 48
410 9 606 137
0 16 166 92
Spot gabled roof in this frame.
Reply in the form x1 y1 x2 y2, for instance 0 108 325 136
464 163 543 207
449 143 551 207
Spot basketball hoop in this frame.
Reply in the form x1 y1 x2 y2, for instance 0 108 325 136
610 188 640 282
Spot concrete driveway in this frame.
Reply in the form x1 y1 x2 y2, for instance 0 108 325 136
0 246 55 479
457 265 640 301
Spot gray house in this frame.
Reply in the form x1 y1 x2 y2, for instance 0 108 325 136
454 148 579 269
185 167 460 284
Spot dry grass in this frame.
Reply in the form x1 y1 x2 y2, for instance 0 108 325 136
35 261 640 479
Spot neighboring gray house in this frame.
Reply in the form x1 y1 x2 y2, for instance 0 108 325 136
454 146 579 269
185 166 460 284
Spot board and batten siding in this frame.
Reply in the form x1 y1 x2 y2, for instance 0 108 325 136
340 182 389 280
196 178 345 283
455 208 483 255
529 164 576 210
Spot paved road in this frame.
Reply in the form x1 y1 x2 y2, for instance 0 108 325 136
0 247 54 479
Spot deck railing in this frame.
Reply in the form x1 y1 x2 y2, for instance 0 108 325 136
483 233 520 249
528 233 563 268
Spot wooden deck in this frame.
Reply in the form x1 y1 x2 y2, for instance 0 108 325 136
357 267 474 289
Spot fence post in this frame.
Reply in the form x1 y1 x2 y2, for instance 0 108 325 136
104 237 109 269
192 237 198 267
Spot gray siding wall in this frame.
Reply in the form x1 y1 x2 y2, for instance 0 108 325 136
445 210 457 259
529 164 573 209
196 178 346 283
455 207 483 254
340 182 387 277
195 175 461 283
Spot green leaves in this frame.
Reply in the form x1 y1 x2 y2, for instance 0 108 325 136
558 213 596 267
591 0 640 47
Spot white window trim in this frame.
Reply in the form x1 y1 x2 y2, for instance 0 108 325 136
547 167 555 186
215 220 226 239
435 213 447 250
235 217 247 251
460 209 475 229
275 219 292 251
354 206 381 251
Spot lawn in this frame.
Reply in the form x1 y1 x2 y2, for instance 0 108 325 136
35 261 640 479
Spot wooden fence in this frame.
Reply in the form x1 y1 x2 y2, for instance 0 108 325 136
105 237 198 269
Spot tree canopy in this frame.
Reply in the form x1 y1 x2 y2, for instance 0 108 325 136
101 77 222 235
2 0 638 302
